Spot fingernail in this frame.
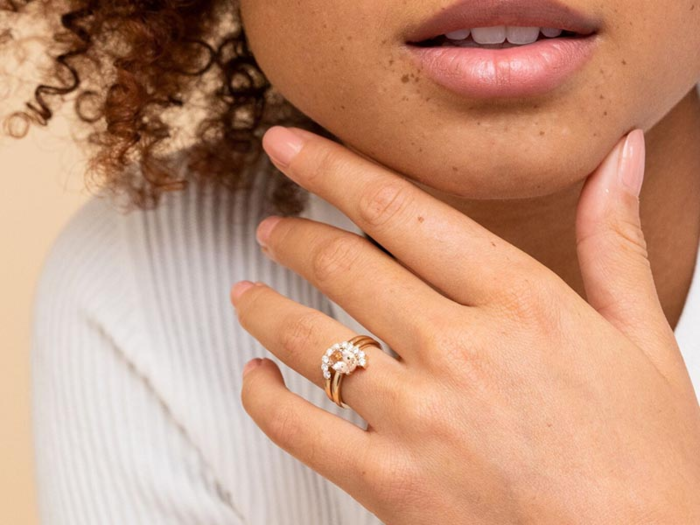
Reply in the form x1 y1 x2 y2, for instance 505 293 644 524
256 215 282 246
262 126 305 168
619 129 646 197
231 280 255 305
243 358 263 376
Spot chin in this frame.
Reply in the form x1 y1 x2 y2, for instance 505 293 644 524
411 159 590 201
339 125 611 201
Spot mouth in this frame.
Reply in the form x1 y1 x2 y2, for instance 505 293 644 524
402 0 602 99
409 27 589 50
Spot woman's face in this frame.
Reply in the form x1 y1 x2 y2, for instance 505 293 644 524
239 1 700 199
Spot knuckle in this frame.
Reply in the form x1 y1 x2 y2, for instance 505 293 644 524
414 307 479 362
400 385 446 429
494 270 558 326
279 309 325 361
428 326 492 386
578 215 648 260
430 327 473 367
311 234 365 284
607 216 649 259
358 180 415 229
413 306 463 348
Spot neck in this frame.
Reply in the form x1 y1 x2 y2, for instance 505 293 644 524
414 88 700 330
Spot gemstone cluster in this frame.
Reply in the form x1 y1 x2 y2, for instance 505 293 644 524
321 340 367 380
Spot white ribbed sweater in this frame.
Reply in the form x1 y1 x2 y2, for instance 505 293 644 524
32 159 700 524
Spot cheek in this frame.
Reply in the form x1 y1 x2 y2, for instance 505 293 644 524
239 0 392 109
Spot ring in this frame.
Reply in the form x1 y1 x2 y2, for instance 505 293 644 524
322 335 378 408
330 336 375 408
322 335 381 409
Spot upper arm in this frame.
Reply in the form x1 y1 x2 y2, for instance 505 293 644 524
30 199 246 525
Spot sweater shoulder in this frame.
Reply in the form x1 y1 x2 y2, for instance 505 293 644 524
36 165 273 295
30 168 283 524
31 161 292 348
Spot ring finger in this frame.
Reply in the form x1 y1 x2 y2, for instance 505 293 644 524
232 281 405 425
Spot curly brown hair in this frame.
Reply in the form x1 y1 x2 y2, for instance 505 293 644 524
1 0 336 214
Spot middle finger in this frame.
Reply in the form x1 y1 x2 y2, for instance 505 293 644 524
262 126 545 307
257 215 461 361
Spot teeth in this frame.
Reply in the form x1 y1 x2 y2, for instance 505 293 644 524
445 28 471 40
443 26 568 46
471 26 506 44
505 26 540 45
541 27 563 38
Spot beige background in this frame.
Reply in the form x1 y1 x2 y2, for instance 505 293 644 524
0 109 88 524
2 8 91 522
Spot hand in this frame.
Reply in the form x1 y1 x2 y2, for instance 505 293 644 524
231 126 700 524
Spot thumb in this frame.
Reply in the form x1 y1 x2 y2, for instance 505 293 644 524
576 129 677 359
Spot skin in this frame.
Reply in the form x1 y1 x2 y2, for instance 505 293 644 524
232 0 700 522
232 127 700 522
238 0 700 202
239 0 700 327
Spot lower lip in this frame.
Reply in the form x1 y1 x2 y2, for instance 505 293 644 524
404 36 598 99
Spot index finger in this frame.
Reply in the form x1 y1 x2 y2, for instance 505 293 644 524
262 125 541 306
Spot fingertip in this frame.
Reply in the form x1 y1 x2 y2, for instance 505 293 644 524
243 357 264 377
577 130 639 220
240 358 286 416
619 128 646 197
262 126 305 168
241 357 284 385
231 280 255 306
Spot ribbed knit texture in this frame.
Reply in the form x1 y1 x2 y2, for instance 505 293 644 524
31 153 700 524
31 160 386 524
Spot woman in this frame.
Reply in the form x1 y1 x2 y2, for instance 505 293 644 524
12 0 700 522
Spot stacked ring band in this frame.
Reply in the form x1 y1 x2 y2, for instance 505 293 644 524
321 335 381 409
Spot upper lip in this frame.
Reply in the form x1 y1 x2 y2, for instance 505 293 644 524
404 0 601 43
